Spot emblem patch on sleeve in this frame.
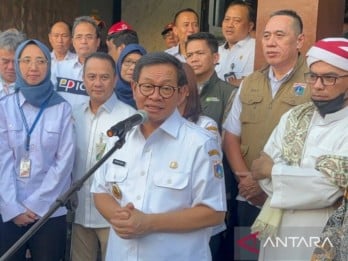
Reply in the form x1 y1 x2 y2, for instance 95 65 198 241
213 161 224 179
208 149 220 157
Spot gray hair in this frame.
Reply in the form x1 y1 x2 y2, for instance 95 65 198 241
72 16 100 38
133 52 187 87
0 29 26 51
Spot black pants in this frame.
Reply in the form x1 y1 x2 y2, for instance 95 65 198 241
0 215 67 261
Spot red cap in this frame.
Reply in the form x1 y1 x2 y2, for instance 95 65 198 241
108 21 133 35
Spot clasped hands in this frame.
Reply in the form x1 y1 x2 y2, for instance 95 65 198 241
237 152 274 206
110 202 149 239
251 151 274 180
13 209 38 227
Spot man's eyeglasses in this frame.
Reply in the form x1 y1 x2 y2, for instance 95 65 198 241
73 34 96 41
18 58 48 66
304 72 348 86
137 83 179 99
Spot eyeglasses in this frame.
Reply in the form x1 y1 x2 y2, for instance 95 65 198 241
122 59 138 68
304 72 348 86
137 83 179 99
73 34 96 41
18 57 48 66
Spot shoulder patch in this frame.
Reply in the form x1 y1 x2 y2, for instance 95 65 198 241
213 160 224 179
206 126 218 132
208 149 220 157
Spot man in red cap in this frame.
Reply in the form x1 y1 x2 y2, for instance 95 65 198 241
161 22 178 49
106 21 139 62
251 37 348 260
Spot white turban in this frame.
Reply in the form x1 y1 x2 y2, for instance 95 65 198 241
306 37 348 71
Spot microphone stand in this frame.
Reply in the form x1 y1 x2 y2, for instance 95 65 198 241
0 136 126 261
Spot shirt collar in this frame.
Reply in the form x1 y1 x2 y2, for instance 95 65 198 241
268 67 293 83
159 109 183 138
134 109 184 139
315 106 348 125
223 35 252 49
83 93 118 114
51 50 76 61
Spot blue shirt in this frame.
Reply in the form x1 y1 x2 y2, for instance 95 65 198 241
0 92 75 221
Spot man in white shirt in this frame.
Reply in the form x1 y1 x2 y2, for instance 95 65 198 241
48 21 76 73
52 16 100 109
0 29 26 98
71 52 136 261
92 52 226 261
215 0 256 86
165 8 199 62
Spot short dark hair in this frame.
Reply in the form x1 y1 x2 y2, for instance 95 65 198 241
226 0 256 27
270 9 303 34
107 30 139 47
186 32 219 53
173 8 199 25
132 52 187 87
72 16 101 38
83 52 116 76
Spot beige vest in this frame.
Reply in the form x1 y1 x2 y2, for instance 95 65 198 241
239 55 310 169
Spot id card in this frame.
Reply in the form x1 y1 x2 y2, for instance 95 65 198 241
19 158 31 178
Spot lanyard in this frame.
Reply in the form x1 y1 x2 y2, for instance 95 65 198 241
16 92 50 152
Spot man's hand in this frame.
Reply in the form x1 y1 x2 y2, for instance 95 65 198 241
251 152 274 180
238 174 264 199
13 210 38 227
110 203 150 239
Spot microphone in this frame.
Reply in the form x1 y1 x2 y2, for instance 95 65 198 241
106 110 148 137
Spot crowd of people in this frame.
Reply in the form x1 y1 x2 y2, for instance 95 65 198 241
0 1 347 261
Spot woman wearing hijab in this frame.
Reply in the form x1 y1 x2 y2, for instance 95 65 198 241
0 39 75 260
115 43 146 108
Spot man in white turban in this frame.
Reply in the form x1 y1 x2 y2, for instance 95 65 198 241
250 37 348 261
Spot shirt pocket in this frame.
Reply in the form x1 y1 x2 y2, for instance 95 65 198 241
280 96 297 106
105 164 129 184
153 171 189 190
105 165 129 203
43 121 60 151
152 171 191 210
7 122 24 148
240 95 263 123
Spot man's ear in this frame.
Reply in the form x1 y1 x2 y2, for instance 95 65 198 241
296 33 305 50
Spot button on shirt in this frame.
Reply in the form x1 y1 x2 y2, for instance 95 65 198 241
0 92 75 221
215 36 255 81
73 94 136 228
91 109 226 261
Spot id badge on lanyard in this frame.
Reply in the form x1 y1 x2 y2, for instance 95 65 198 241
16 92 49 178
